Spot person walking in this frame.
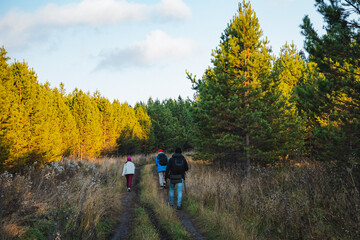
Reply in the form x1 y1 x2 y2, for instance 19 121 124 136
155 149 169 189
165 147 189 210
122 157 135 192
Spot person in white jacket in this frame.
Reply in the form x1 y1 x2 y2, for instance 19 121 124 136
122 157 135 192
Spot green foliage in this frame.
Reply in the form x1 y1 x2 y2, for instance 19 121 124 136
189 1 303 167
23 219 55 240
299 0 360 161
270 43 308 160
146 97 194 152
187 0 359 165
2 0 359 170
96 219 116 238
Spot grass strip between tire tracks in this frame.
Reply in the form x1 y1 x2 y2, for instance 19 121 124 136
128 206 159 240
139 164 190 240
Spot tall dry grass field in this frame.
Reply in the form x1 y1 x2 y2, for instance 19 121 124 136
0 156 145 239
184 157 360 239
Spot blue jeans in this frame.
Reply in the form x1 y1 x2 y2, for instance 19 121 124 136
168 179 183 207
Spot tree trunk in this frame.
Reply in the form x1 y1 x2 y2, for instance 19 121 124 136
240 133 250 176
245 132 250 176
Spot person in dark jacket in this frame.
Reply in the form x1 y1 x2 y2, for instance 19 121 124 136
165 147 189 210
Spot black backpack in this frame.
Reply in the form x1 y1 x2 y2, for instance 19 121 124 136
158 154 168 166
173 156 185 172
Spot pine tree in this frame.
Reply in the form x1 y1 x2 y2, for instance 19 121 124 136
93 91 117 155
135 103 151 153
0 58 65 170
189 0 274 171
115 102 143 155
112 99 123 156
0 47 11 168
163 97 194 150
5 61 38 167
32 83 63 164
300 0 360 161
68 89 102 159
271 43 307 160
53 85 79 157
146 98 181 152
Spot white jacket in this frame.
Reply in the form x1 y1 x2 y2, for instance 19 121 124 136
122 161 135 176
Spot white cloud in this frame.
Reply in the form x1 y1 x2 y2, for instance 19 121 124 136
0 0 191 47
97 30 197 69
155 0 191 20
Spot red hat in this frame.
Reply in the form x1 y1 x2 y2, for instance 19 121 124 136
158 149 163 152
127 157 131 161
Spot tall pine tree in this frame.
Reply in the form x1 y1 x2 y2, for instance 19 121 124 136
68 89 103 159
271 43 307 161
300 0 360 161
189 0 275 171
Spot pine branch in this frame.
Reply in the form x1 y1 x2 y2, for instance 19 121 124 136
344 0 360 15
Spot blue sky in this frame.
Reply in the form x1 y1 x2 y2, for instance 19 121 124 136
0 0 324 106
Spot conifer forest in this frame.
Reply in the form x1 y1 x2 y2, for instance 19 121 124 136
1 0 359 172
0 0 359 239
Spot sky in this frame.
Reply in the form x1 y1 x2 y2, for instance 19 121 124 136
0 0 324 106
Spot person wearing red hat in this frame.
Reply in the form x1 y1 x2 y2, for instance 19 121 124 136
122 156 135 192
155 149 169 189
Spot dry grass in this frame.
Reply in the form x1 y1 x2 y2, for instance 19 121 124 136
3 153 358 240
184 157 360 239
0 156 146 240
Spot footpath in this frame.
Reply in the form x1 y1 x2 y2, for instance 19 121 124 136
110 164 207 240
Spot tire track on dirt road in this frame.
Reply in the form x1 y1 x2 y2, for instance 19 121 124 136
176 209 207 240
110 165 171 240
110 167 141 240
154 167 208 240
111 163 207 240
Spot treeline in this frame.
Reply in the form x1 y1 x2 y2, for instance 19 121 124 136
118 97 194 155
0 48 193 172
0 47 145 171
188 0 359 168
147 97 193 152
1 0 359 171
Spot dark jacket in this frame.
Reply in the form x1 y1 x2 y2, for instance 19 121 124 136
165 153 189 180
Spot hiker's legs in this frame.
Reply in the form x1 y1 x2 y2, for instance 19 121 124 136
162 172 166 187
176 179 184 207
125 175 129 187
168 182 175 205
126 174 134 188
158 172 166 187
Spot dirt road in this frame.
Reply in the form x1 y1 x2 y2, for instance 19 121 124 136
110 165 207 240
